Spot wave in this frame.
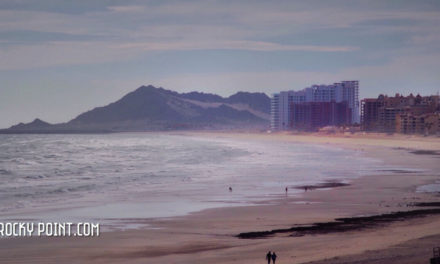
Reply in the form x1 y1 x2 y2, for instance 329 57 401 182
0 133 383 219
0 169 12 175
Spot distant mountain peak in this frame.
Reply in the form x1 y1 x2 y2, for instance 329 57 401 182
137 84 158 90
7 118 52 131
31 118 49 125
131 85 160 94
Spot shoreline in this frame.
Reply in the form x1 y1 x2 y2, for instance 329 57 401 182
0 132 439 263
0 132 379 225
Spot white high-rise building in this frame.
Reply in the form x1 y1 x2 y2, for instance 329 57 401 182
270 81 359 130
270 90 306 130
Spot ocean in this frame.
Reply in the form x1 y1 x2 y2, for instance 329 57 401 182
0 133 383 229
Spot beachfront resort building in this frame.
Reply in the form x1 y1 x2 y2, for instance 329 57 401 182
290 101 352 131
270 81 359 131
361 93 440 134
270 90 306 130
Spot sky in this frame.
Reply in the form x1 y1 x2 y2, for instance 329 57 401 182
1 0 440 128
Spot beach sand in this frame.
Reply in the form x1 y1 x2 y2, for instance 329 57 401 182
1 132 439 264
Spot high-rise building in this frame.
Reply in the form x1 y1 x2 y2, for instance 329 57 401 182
270 90 306 130
290 101 351 131
270 81 359 131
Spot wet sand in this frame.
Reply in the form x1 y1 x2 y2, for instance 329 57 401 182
0 132 439 264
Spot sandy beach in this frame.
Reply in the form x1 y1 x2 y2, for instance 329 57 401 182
1 132 440 264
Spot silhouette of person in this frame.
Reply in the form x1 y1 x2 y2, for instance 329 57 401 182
271 252 277 264
285 187 288 194
229 187 232 192
266 251 272 264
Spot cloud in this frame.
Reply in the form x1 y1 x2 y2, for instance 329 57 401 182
0 39 357 70
116 40 358 52
0 1 439 70
107 5 146 13
0 41 137 70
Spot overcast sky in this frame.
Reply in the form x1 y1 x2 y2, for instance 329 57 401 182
1 0 440 128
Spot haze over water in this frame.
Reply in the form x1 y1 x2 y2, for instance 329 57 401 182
0 133 384 227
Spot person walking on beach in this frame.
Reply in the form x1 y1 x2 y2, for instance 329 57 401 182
271 252 277 264
266 251 272 264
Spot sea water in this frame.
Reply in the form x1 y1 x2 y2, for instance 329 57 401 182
0 133 383 228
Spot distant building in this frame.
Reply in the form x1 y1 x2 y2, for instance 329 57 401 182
361 93 440 134
290 101 351 131
396 112 440 135
270 90 306 130
270 81 359 131
360 97 384 132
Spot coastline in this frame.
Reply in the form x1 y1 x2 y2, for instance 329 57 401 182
0 132 439 263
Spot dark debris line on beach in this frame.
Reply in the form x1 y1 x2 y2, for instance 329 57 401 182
409 150 440 156
237 207 440 239
412 202 440 207
294 182 350 191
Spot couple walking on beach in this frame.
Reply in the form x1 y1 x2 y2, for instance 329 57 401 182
266 251 277 264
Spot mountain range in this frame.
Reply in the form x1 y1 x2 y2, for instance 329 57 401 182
1 85 271 133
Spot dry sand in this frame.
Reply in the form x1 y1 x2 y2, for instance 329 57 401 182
1 132 439 264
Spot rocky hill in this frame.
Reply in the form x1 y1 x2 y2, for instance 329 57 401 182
1 85 270 133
